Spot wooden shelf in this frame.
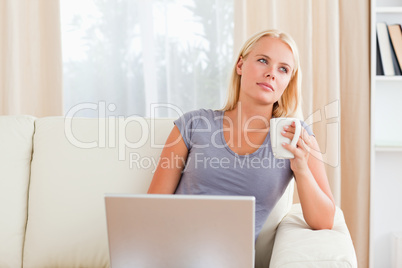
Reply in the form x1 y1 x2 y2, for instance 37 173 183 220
375 76 402 81
375 139 402 151
375 146 402 152
376 7 402 13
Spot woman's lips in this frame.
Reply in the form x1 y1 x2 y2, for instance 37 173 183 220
257 82 274 92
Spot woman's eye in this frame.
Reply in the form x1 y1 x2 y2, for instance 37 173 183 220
280 67 288 73
258 58 267 64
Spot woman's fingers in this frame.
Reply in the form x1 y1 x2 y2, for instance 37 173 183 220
281 126 311 153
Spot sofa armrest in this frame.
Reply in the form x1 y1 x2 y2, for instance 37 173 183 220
269 204 357 268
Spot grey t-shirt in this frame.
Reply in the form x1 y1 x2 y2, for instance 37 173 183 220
174 109 313 240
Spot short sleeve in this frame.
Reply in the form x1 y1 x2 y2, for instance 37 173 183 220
301 120 315 137
173 110 201 150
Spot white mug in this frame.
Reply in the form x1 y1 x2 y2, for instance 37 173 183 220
270 117 301 159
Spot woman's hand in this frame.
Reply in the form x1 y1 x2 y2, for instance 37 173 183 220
280 121 312 173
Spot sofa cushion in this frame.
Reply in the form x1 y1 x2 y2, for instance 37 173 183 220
0 115 35 268
269 204 358 268
23 117 174 268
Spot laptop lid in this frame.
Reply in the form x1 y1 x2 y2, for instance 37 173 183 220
104 194 255 268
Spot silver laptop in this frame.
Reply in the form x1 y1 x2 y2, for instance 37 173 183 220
104 194 255 268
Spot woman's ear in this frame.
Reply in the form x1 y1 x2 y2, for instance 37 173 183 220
236 57 243 75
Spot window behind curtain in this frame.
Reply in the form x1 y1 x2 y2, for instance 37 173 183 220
60 0 234 118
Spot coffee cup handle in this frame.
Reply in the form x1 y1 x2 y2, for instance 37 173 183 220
290 120 302 147
270 119 276 148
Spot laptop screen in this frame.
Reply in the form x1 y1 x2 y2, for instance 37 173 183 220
105 194 255 267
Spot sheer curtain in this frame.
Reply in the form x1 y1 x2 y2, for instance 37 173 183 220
61 0 234 118
234 0 370 267
0 0 62 117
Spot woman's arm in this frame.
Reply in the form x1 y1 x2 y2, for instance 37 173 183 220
282 122 335 230
147 125 189 194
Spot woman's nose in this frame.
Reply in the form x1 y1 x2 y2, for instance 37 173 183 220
265 70 275 80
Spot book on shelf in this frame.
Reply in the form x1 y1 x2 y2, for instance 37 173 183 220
388 24 402 74
376 35 384 75
376 22 401 76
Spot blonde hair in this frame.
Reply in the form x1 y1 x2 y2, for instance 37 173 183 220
221 29 301 117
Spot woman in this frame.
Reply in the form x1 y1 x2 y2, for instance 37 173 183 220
148 29 335 240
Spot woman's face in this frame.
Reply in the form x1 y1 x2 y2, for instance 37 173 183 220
236 36 295 107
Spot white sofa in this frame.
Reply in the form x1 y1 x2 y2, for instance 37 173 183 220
0 115 357 268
